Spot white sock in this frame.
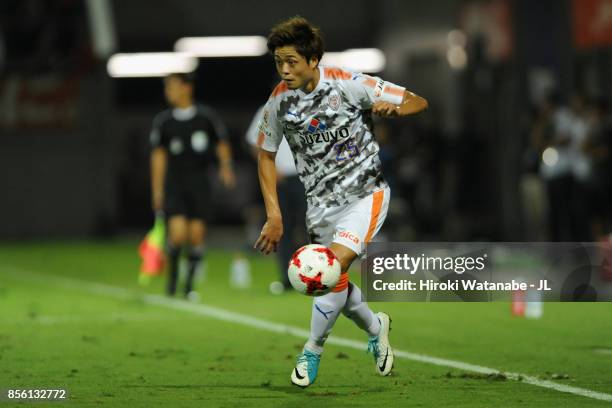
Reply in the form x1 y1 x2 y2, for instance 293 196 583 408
305 289 348 354
342 283 380 337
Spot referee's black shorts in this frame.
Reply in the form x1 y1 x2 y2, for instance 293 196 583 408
164 172 212 221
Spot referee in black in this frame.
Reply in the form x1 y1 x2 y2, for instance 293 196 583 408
150 72 235 299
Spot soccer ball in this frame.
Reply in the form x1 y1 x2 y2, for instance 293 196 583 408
288 244 341 296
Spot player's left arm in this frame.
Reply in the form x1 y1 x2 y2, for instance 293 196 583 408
372 90 428 118
216 140 236 188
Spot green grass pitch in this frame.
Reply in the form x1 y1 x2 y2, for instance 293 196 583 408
0 240 611 407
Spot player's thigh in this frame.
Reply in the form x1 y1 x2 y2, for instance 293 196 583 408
168 215 189 245
332 187 390 255
329 242 358 273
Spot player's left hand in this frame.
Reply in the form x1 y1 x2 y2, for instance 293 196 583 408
372 101 401 118
219 166 236 189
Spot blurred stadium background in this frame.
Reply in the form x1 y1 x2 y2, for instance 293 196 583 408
2 0 612 242
1 0 612 406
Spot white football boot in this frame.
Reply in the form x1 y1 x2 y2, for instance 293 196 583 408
367 312 394 376
290 349 321 387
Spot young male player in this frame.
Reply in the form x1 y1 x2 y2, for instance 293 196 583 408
150 73 235 299
254 17 428 387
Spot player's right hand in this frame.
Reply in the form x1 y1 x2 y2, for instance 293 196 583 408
255 216 283 255
372 101 400 117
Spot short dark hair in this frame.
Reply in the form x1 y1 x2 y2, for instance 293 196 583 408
165 72 196 85
267 16 324 63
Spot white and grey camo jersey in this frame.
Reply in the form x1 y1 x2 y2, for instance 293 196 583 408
257 65 405 208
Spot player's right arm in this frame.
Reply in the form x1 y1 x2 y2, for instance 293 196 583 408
253 96 284 254
255 149 283 254
149 114 168 212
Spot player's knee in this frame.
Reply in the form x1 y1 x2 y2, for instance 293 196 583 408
168 232 188 247
342 302 363 319
189 236 204 247
314 296 336 310
188 222 206 246
329 243 358 273
189 230 205 246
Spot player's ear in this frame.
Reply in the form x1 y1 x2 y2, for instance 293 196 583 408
308 56 319 69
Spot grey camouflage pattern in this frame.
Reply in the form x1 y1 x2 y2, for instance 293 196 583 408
272 79 388 208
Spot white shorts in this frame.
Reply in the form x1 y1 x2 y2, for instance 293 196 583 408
305 187 390 256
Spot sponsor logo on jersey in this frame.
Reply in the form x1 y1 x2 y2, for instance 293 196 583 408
191 130 209 152
285 117 351 146
169 138 184 155
307 118 326 133
296 118 351 146
338 230 360 244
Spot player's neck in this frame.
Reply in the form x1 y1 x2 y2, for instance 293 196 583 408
174 99 194 109
302 67 320 94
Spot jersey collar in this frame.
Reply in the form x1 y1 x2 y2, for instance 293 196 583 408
172 106 197 121
296 65 325 99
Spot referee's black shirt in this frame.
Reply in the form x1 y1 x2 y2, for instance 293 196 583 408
150 105 228 177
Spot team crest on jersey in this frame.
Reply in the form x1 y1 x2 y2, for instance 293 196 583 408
169 138 184 155
329 91 341 111
191 130 209 152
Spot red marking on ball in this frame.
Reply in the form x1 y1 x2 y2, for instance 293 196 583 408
313 247 337 266
290 246 307 268
299 271 328 294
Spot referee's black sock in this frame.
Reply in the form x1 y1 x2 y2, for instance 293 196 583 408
185 246 204 296
166 244 181 296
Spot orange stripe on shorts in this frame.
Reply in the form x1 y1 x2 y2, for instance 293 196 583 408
332 272 349 292
332 190 384 293
364 190 384 243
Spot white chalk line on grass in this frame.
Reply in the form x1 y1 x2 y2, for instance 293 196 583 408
0 313 185 326
2 265 611 403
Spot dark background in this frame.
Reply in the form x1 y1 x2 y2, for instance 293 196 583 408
1 0 611 242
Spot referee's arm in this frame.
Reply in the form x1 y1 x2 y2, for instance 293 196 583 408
150 147 167 212
216 140 235 188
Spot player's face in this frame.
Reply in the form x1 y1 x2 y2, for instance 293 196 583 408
164 76 191 106
274 46 318 90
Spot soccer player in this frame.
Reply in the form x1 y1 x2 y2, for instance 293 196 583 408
254 17 428 387
150 73 235 299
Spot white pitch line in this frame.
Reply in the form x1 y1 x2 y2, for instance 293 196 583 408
595 349 612 356
0 313 179 325
2 266 612 403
